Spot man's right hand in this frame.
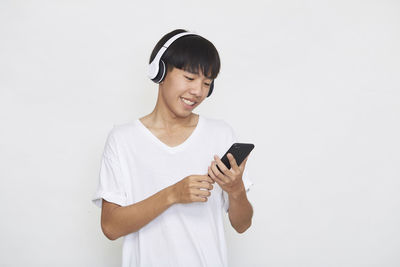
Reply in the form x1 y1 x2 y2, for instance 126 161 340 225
101 174 215 240
171 175 215 204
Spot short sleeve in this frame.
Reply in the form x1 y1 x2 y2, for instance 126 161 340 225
92 128 127 208
222 123 254 212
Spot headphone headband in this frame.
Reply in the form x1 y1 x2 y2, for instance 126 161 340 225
148 32 197 80
147 31 215 97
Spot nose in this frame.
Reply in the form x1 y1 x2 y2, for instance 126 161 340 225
189 80 203 97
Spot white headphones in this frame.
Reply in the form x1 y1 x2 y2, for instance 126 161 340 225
147 31 215 97
148 32 197 83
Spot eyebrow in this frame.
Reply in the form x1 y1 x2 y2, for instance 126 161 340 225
184 70 213 80
184 69 199 75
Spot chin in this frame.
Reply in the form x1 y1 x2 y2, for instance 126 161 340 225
176 109 195 118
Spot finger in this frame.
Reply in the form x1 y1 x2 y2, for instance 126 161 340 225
189 181 211 190
239 155 250 169
192 188 211 198
208 166 218 181
213 155 230 175
194 180 214 190
227 153 239 172
189 174 213 188
211 160 231 184
193 175 214 184
208 166 224 186
194 196 209 202
190 195 209 202
202 175 215 184
207 174 217 186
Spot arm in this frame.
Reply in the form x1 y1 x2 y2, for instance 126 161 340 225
101 175 214 240
208 153 253 233
227 186 253 233
101 185 174 240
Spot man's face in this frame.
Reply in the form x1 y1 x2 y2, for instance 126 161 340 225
159 67 213 116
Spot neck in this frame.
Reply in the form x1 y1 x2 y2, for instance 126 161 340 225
143 90 198 130
147 109 197 130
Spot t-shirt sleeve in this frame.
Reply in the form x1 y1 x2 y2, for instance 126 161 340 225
92 127 127 208
222 123 254 213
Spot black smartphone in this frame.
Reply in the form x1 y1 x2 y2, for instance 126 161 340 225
217 143 255 172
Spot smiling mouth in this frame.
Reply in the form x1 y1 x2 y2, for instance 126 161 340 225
180 97 196 106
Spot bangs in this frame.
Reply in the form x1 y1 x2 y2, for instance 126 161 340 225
162 35 220 79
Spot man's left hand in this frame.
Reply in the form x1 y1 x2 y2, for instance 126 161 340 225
208 153 249 196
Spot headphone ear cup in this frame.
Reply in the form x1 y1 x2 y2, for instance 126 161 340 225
207 80 214 97
152 60 166 83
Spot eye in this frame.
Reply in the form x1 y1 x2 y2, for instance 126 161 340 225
184 75 194 81
204 80 213 87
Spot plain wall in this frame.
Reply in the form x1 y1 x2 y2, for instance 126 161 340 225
0 0 399 266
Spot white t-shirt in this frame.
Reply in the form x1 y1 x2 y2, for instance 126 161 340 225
92 114 253 267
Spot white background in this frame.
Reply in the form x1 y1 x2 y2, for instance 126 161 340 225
1 0 399 266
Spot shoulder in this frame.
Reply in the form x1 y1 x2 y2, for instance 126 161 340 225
200 115 237 151
105 120 140 144
200 115 234 134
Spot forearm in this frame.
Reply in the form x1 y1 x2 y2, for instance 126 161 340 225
102 185 175 240
228 189 253 233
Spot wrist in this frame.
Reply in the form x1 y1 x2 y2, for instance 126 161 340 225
165 184 178 205
229 187 247 201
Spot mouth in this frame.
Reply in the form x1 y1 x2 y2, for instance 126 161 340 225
180 97 197 107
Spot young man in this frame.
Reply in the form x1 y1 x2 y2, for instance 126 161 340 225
93 29 254 267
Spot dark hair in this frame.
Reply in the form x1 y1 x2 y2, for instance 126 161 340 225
149 29 221 79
